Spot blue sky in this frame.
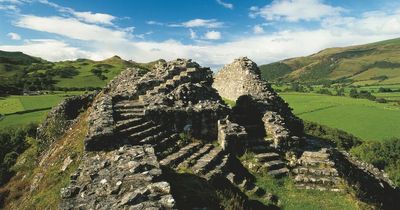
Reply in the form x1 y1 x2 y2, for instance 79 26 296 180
1 0 400 68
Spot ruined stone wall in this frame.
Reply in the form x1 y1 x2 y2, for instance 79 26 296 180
37 92 97 150
144 101 230 141
217 119 247 155
332 150 400 209
214 57 303 150
84 93 115 150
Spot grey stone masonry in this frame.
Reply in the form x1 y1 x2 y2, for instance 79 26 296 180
214 57 303 151
293 148 343 192
217 118 247 155
60 145 175 210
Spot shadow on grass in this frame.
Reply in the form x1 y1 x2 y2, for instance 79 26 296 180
161 167 279 210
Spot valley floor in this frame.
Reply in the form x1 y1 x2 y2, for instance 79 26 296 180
279 92 400 141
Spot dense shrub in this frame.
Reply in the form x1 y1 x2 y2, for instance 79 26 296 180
0 123 37 186
316 88 333 95
350 138 400 187
303 121 362 150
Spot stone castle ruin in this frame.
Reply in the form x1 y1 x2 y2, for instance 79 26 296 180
54 57 399 209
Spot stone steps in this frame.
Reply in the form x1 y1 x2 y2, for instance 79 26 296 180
176 144 214 169
295 183 343 192
294 174 341 186
154 134 182 159
292 167 338 176
254 153 280 162
139 130 169 144
143 68 200 98
114 100 146 109
204 155 229 180
118 121 153 136
192 147 225 175
298 159 335 168
115 108 144 114
264 160 286 171
127 124 164 143
115 118 146 131
268 167 289 178
293 148 343 192
160 142 202 167
118 112 145 120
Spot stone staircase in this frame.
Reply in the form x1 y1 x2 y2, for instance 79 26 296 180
113 99 177 147
246 139 289 178
293 148 342 192
160 142 230 180
139 67 200 101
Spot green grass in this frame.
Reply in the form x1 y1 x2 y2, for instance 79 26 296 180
254 175 364 210
0 91 85 128
240 152 367 209
222 98 236 107
1 111 88 209
280 92 400 141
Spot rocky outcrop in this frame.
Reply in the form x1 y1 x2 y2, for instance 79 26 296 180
60 145 175 209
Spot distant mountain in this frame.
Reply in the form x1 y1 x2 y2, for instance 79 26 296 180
0 51 157 93
260 38 400 85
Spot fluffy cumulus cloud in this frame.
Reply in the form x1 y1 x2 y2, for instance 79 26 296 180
216 0 233 9
251 0 344 22
7 32 21 40
203 31 221 40
170 19 223 28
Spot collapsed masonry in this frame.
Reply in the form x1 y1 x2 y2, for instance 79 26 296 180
57 57 399 209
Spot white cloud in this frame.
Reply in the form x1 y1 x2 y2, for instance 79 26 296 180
0 39 90 61
322 10 400 35
71 11 115 25
203 31 221 40
15 15 129 42
146 20 164 26
170 19 223 28
253 25 265 34
38 0 116 25
4 6 400 70
216 0 233 9
251 0 344 22
7 32 21 40
189 29 197 39
0 4 18 11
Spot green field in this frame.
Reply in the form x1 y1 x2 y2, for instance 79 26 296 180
0 92 85 128
280 92 400 141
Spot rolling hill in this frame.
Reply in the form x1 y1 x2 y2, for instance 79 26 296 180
0 51 157 93
260 38 400 85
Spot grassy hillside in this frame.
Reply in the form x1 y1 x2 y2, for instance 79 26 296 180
260 38 400 85
0 51 155 93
